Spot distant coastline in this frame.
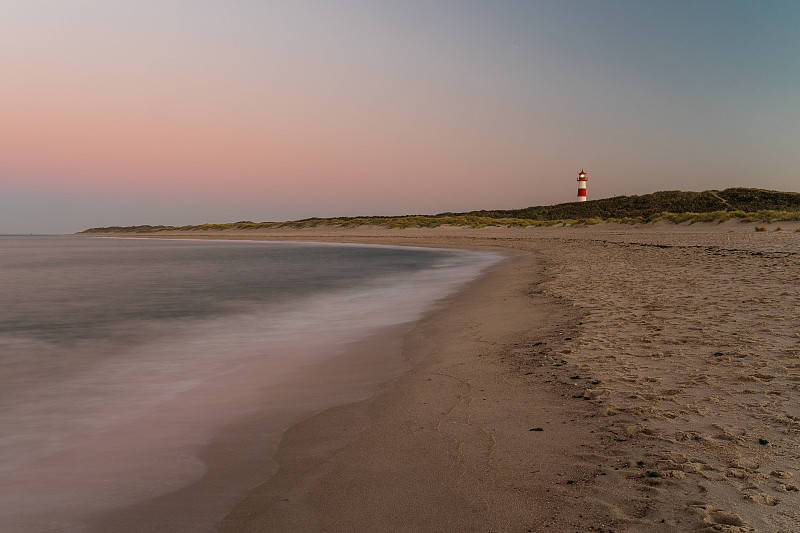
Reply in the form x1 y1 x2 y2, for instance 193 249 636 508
78 187 800 234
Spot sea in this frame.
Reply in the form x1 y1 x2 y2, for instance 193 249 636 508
0 235 502 532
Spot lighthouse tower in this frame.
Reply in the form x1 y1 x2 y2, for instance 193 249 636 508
577 169 588 201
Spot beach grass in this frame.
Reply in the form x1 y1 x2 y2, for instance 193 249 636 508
78 187 800 234
80 209 800 234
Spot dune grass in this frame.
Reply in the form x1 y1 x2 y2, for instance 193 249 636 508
78 188 800 234
79 209 800 234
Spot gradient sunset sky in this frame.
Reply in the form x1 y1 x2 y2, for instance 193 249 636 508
2 1 798 234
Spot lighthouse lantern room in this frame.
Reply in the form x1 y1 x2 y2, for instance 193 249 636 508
577 169 588 201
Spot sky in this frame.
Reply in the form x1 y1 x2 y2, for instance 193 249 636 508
1 1 799 234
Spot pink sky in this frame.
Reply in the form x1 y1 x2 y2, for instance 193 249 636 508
2 1 798 233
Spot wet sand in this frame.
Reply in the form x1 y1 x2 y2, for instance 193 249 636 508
92 221 800 532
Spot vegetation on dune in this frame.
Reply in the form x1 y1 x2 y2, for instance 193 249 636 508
79 187 800 233
454 187 800 221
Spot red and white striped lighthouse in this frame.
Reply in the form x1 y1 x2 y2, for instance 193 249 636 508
577 169 588 201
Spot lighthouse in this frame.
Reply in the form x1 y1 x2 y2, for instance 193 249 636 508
577 169 587 201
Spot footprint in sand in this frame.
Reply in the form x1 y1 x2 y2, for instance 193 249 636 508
744 492 780 506
689 503 753 532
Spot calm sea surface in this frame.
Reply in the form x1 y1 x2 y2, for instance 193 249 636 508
0 235 501 532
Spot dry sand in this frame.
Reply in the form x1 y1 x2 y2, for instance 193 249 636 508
96 221 800 532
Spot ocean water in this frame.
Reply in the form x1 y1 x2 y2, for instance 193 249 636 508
0 236 502 532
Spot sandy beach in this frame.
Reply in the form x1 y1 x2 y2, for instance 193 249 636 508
93 221 800 532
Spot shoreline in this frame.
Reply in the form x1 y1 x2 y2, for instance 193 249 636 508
216 250 613 532
83 222 799 531
86 319 420 533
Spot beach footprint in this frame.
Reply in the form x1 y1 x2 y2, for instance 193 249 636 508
689 503 753 532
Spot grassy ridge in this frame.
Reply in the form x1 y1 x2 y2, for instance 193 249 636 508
450 188 800 221
80 188 800 233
